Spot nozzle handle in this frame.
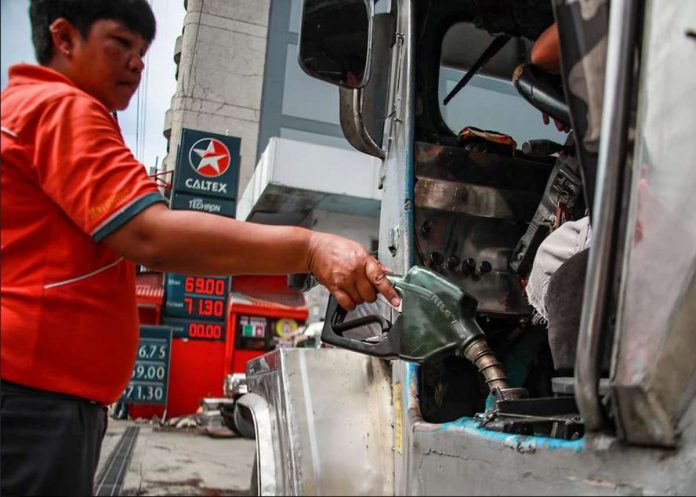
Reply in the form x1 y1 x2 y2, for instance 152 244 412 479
321 296 399 359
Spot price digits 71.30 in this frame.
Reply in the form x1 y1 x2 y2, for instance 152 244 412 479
125 384 164 402
183 296 225 318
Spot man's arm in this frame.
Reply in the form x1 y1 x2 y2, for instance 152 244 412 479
102 203 400 311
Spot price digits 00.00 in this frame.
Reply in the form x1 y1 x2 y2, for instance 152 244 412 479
188 322 223 339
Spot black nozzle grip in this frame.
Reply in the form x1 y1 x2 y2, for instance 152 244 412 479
321 296 399 359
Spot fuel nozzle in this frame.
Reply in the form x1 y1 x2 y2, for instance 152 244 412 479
322 266 528 401
461 338 528 402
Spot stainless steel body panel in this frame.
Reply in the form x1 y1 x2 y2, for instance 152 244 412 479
377 0 415 277
611 0 696 446
238 393 279 496
245 350 696 496
401 363 696 496
409 412 696 496
375 1 417 493
245 349 394 496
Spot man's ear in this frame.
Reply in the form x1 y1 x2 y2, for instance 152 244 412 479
48 18 80 59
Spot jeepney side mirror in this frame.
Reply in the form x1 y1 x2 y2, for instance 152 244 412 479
299 0 373 89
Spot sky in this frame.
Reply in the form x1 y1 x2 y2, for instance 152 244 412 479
1 0 186 171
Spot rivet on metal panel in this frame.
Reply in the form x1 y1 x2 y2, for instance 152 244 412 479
429 252 444 266
462 257 477 275
478 261 492 274
388 227 400 256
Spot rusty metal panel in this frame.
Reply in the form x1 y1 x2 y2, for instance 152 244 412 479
413 142 552 315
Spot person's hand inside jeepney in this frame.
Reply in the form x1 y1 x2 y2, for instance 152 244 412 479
542 112 571 133
531 22 571 133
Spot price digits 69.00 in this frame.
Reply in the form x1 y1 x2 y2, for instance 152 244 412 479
184 276 226 296
131 363 166 381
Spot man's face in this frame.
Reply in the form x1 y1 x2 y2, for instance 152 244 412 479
67 19 149 111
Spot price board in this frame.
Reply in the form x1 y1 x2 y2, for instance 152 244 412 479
124 325 172 405
165 274 229 321
162 317 227 342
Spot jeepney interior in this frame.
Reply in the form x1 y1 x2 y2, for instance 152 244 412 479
408 0 611 439
301 0 621 441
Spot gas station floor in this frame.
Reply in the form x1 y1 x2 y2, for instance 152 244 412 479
97 418 255 496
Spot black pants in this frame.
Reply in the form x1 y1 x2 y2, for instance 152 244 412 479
1 381 107 496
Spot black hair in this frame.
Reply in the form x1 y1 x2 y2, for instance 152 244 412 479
29 0 157 65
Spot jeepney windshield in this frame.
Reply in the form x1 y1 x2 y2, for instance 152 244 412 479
438 22 566 145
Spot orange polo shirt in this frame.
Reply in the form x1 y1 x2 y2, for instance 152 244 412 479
1 65 165 404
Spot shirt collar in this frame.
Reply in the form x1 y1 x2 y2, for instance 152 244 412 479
7 64 77 89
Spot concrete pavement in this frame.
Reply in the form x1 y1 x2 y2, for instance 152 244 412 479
98 418 255 496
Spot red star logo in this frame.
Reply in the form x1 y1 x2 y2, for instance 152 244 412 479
188 138 231 177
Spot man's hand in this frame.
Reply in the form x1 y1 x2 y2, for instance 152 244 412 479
307 232 401 311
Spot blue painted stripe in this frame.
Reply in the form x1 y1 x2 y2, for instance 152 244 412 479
93 192 165 242
406 64 417 268
404 362 584 452
404 362 419 410
426 417 586 452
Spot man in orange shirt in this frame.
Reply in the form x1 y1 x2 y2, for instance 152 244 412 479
0 1 400 495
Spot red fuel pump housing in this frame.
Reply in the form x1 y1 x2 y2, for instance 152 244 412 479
164 275 307 418
128 274 307 419
226 275 309 375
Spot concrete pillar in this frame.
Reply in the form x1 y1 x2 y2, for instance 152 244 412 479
163 0 271 198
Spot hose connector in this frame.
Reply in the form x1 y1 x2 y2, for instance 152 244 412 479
462 338 528 401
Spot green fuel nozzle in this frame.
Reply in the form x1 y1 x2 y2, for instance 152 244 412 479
385 266 484 363
322 266 527 401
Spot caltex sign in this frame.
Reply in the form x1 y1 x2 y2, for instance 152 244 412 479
174 128 241 201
